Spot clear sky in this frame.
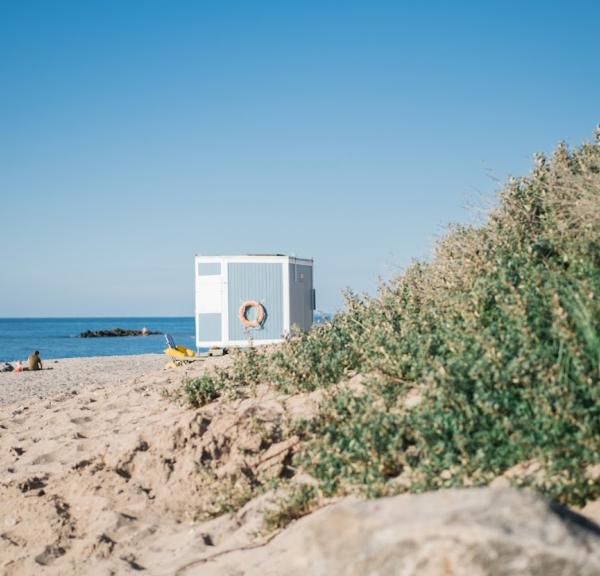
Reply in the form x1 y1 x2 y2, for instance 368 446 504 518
1 1 598 317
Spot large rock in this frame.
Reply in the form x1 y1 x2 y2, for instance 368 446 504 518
79 328 161 338
197 488 600 576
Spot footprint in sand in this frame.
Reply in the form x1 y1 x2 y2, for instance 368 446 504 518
70 415 93 424
31 453 55 465
1 532 27 547
11 417 28 426
18 475 48 492
35 544 67 566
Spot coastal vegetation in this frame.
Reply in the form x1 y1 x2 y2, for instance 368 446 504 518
181 130 600 515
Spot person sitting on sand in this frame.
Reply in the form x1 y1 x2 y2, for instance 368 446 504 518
28 351 43 371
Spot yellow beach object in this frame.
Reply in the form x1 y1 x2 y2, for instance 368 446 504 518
164 345 196 359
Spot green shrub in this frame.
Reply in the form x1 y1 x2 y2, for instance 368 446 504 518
182 374 222 407
267 293 366 392
296 133 600 506
179 129 600 507
296 389 406 496
181 345 267 407
225 343 266 388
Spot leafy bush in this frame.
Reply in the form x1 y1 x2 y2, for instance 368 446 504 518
296 389 407 496
182 374 222 407
181 345 267 407
296 133 600 506
179 130 600 507
266 293 366 392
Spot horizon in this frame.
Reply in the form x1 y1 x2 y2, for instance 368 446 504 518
0 311 331 319
2 1 599 316
0 315 194 320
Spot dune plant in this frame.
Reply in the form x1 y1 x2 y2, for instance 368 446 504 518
182 374 223 407
182 345 267 406
180 130 600 507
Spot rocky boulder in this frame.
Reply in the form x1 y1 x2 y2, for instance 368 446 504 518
79 328 161 338
196 487 600 576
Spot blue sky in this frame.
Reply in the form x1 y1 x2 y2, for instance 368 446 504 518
1 1 598 317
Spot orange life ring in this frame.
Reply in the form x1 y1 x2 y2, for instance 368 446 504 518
238 300 266 328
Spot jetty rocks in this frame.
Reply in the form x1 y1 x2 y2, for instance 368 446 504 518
79 328 161 338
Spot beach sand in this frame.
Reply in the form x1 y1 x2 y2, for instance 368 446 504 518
0 353 316 575
1 354 599 575
0 354 167 406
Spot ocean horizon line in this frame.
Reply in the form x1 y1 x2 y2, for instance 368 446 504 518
0 315 195 320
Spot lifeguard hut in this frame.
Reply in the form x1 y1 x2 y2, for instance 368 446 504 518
194 255 315 350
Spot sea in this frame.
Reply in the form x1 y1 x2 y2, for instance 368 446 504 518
0 317 196 362
0 314 332 363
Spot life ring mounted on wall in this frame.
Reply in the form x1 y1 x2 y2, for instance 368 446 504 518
238 300 267 329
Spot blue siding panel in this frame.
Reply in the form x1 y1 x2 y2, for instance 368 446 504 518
289 263 314 331
228 263 283 341
198 313 222 341
198 263 221 276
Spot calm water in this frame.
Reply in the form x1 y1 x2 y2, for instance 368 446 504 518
0 318 195 362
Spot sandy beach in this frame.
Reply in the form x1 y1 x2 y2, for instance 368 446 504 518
0 353 320 575
1 354 599 575
0 354 238 574
0 355 167 406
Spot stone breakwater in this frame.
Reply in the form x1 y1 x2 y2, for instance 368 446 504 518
79 328 161 338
